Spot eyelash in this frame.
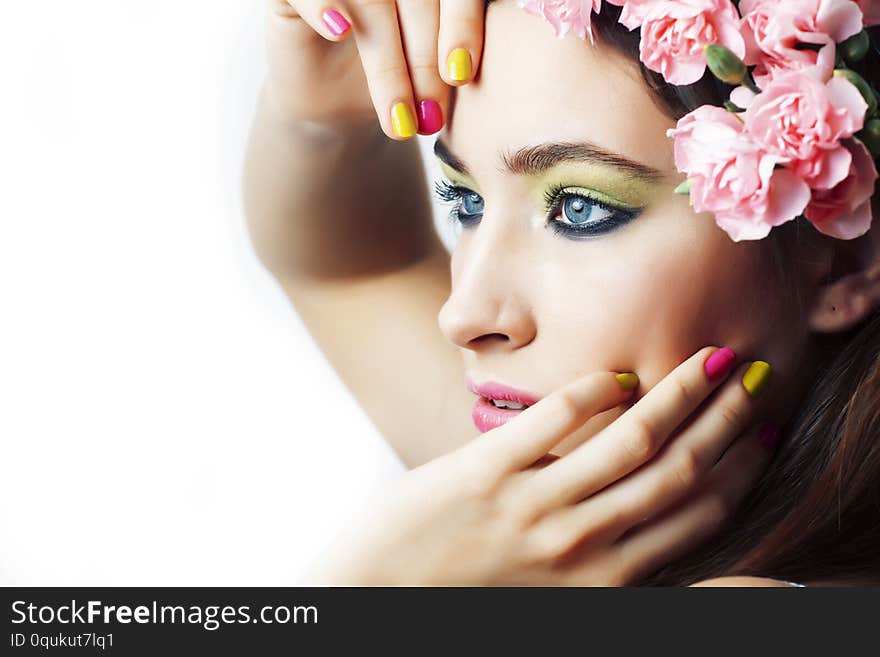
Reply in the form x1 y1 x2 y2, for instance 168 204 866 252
432 180 642 239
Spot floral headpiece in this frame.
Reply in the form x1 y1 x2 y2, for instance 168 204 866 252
516 0 880 242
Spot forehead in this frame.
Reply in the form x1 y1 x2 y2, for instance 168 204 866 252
444 1 677 175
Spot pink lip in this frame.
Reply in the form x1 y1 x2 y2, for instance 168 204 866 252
465 376 543 434
466 378 542 406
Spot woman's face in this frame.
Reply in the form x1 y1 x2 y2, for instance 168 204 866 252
435 0 823 454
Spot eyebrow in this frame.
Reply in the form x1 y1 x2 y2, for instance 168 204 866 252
432 137 665 182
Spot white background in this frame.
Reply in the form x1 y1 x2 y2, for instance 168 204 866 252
0 1 455 585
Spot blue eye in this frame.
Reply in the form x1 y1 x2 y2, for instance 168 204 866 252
563 195 604 224
460 190 484 216
544 184 642 238
432 179 642 239
433 180 484 227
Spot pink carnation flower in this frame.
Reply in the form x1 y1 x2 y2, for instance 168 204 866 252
632 0 746 85
743 69 868 190
805 139 878 239
605 0 655 30
668 105 812 241
853 0 880 26
516 0 604 43
740 0 864 86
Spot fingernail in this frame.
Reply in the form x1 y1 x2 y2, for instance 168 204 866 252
321 8 351 37
390 101 416 138
742 360 772 398
704 347 737 381
417 99 443 134
758 420 781 451
447 48 473 81
615 372 639 391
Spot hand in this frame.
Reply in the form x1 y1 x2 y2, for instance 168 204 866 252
265 0 486 139
307 347 781 586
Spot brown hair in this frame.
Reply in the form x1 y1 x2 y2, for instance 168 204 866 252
489 0 880 585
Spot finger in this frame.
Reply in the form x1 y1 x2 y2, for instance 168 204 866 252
395 0 450 135
344 0 421 140
614 421 781 585
524 453 561 470
438 0 485 86
547 401 626 459
523 346 742 514
533 359 773 547
470 371 639 476
278 0 354 41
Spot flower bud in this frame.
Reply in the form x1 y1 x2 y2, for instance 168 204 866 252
704 44 747 85
840 30 870 64
674 179 693 195
859 118 880 158
833 69 878 118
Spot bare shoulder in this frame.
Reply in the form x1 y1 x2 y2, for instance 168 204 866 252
689 576 801 587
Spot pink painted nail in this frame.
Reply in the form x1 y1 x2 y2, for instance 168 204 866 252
758 421 781 451
704 347 737 381
321 8 351 37
417 100 443 134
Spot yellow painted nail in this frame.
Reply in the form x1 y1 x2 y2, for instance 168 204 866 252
390 102 416 138
742 361 772 398
615 372 640 391
447 48 472 81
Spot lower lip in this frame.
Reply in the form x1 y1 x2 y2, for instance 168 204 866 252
471 397 528 433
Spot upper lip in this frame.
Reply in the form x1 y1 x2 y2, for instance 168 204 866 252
465 376 542 407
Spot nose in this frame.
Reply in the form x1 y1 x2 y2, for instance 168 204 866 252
437 217 537 353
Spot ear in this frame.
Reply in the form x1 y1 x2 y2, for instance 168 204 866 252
808 203 880 333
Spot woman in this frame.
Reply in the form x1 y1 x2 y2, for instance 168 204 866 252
244 0 880 585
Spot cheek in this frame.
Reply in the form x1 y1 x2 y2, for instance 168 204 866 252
538 231 780 456
619 229 782 390
536 216 780 391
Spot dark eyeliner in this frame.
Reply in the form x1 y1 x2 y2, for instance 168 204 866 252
432 178 643 237
541 182 642 239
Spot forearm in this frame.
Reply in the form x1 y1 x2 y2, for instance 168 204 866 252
242 81 446 281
